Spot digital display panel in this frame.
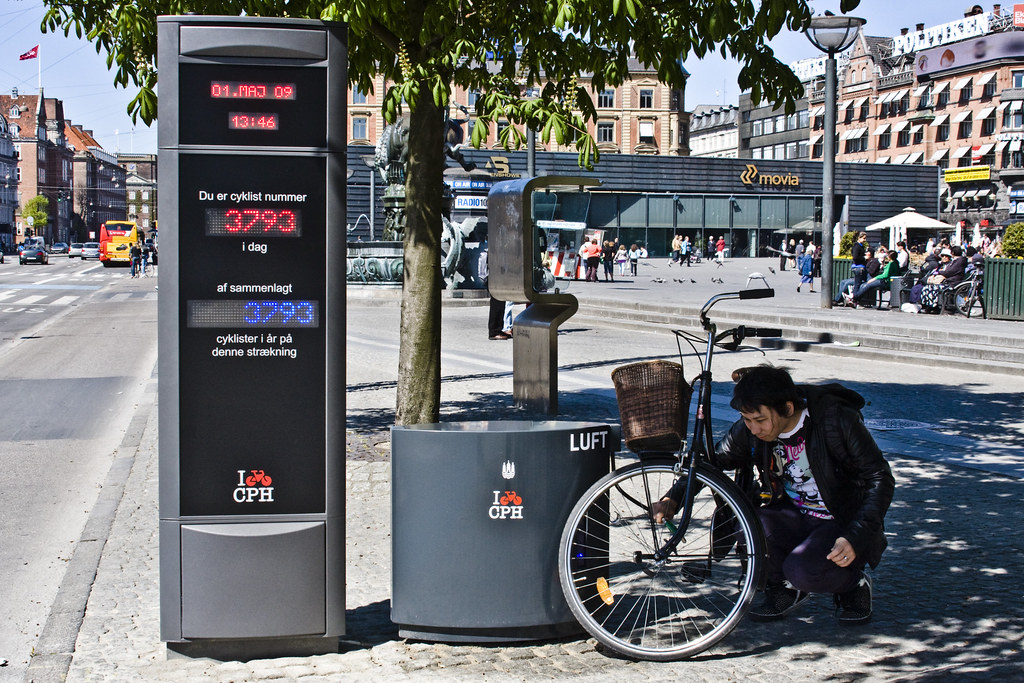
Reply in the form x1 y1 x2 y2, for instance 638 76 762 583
179 64 326 147
211 81 297 99
205 208 301 236
228 113 279 130
188 300 320 328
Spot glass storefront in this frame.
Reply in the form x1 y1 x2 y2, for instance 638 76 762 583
584 192 826 258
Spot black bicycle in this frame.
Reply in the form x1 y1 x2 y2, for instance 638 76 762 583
558 288 780 660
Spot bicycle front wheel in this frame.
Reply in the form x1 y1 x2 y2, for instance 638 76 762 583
558 461 764 661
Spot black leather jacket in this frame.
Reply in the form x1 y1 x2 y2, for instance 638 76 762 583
713 383 895 568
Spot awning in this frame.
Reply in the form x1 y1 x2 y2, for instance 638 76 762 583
810 105 825 117
996 140 1010 152
952 110 972 123
954 76 973 90
809 132 823 144
961 190 978 198
853 96 869 108
997 102 1011 112
1012 139 1023 152
977 72 997 86
850 127 868 138
838 100 853 112
913 85 930 97
904 152 923 164
976 188 992 196
952 190 966 198
875 156 890 164
873 123 891 136
1012 100 1023 112
977 106 996 119
934 81 951 95
893 154 909 164
975 143 995 156
910 124 923 135
931 149 949 161
891 120 910 132
930 114 949 127
951 145 972 158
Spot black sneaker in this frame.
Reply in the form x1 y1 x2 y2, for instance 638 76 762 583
748 583 810 622
834 572 873 626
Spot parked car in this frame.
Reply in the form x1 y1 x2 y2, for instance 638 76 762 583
68 243 84 258
81 242 101 260
50 242 69 254
20 246 50 265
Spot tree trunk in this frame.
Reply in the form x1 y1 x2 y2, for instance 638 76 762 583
395 92 445 425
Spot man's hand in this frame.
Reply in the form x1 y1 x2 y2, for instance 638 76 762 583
652 497 679 524
827 537 857 568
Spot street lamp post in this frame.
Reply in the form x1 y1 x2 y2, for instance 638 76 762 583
806 14 864 309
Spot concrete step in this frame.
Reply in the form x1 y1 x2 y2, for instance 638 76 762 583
571 300 1024 376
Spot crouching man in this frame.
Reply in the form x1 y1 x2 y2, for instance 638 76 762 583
654 365 895 625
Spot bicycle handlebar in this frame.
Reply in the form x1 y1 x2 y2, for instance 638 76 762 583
699 288 774 329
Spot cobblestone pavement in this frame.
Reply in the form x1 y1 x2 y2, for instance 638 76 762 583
54 299 1024 682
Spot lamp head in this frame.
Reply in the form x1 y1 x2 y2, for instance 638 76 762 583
806 15 865 55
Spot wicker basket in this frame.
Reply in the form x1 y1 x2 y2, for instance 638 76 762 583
611 360 690 454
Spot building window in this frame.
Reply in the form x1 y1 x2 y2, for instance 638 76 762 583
918 86 932 109
1004 150 1024 168
959 82 973 103
983 80 997 99
786 112 798 130
797 140 809 158
129 190 137 200
798 110 809 128
38 168 45 183
598 89 615 108
762 117 774 135
937 88 950 107
914 126 924 145
1013 71 1024 88
844 136 867 153
467 90 480 107
812 141 823 158
142 205 150 214
937 156 949 170
496 120 509 139
751 119 763 137
982 114 996 136
785 141 798 159
597 121 614 143
936 121 950 142
751 147 762 159
878 132 891 149
142 191 149 200
958 118 972 139
638 120 655 144
957 155 972 168
1003 109 1024 129
897 129 910 147
352 116 367 139
639 89 653 108
352 88 367 105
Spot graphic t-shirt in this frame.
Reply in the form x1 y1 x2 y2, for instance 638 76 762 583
772 409 833 519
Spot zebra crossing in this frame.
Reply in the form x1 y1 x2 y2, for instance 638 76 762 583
0 268 157 309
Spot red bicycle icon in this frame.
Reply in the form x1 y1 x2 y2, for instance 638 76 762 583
245 470 273 486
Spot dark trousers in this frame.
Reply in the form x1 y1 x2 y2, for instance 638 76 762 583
852 265 867 293
758 500 864 594
487 296 505 337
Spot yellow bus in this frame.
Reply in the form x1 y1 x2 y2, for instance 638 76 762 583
99 220 142 267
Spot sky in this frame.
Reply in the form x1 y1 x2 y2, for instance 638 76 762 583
0 0 1006 156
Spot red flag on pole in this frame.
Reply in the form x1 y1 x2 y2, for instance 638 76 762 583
19 46 39 61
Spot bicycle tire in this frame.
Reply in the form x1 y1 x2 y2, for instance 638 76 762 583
558 460 765 661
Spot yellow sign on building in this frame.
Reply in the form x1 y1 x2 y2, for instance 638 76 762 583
943 166 990 183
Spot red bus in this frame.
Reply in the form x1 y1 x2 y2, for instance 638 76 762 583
99 220 141 267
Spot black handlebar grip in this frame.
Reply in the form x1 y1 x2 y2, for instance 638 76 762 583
738 288 775 300
743 327 783 338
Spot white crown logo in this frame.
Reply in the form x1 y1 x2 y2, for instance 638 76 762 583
501 460 516 479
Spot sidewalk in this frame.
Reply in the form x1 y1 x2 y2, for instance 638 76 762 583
54 285 1024 682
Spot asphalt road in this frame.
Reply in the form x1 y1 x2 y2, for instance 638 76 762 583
0 257 157 681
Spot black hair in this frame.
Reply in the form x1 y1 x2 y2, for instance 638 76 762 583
730 364 805 416
951 245 963 257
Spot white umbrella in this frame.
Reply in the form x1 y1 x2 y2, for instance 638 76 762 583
862 207 951 250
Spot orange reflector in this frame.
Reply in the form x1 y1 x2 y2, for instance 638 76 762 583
596 576 614 605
